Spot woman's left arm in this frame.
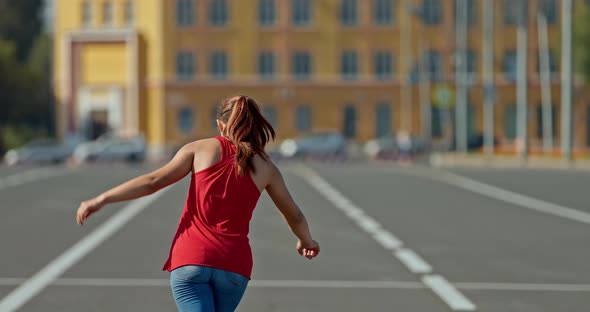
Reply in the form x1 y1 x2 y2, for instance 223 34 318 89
76 144 194 225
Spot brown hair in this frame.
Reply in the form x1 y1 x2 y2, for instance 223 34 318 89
218 95 276 175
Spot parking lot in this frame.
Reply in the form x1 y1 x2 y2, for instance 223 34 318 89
0 161 589 311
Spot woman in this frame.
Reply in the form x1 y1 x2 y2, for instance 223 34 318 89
75 95 320 312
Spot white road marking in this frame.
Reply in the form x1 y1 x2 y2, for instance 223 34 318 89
293 165 476 311
423 275 476 311
454 282 590 292
0 188 171 312
395 249 433 274
425 169 590 226
3 278 590 292
372 230 403 250
0 168 69 191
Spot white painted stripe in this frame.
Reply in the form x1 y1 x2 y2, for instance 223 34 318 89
356 216 381 234
423 275 476 311
395 249 433 274
0 278 425 289
0 188 170 312
249 280 424 289
293 164 477 311
4 277 590 292
372 230 403 250
0 168 69 191
455 282 590 292
431 170 590 225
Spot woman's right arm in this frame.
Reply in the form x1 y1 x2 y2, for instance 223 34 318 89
266 165 319 259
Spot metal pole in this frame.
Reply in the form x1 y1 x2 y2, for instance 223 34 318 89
516 0 528 161
537 12 554 154
420 40 432 144
561 0 573 161
483 0 495 158
455 0 468 153
400 0 413 133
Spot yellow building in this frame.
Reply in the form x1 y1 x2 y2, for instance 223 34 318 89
54 0 590 155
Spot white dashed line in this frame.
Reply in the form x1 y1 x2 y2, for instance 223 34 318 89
395 248 433 274
408 168 590 226
423 275 477 311
0 187 171 312
2 278 590 292
0 168 69 191
372 230 403 250
293 164 476 311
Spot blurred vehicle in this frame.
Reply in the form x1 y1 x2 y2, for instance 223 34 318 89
364 135 428 160
72 135 146 163
4 138 76 166
279 131 347 160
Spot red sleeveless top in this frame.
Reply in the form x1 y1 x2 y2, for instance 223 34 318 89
163 136 261 279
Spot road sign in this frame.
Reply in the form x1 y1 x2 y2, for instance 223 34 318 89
432 84 455 109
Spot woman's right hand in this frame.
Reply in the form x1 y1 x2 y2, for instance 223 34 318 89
297 240 320 260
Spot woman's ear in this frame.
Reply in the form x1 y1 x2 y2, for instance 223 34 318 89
217 119 225 135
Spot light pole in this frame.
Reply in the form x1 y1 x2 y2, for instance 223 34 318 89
516 0 528 162
455 0 469 153
483 0 495 158
561 0 574 161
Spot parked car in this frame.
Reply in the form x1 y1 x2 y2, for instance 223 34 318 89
279 131 347 160
364 135 428 160
72 135 146 163
4 138 76 166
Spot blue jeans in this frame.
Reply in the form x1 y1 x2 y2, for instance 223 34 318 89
170 265 249 312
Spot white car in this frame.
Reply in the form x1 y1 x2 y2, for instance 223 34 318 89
72 136 146 163
4 139 74 166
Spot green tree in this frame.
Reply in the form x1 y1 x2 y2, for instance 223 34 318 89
0 0 44 63
574 4 590 82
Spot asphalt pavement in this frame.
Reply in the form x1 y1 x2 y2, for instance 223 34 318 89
0 161 589 311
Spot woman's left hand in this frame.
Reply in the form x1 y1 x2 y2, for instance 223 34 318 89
76 197 105 225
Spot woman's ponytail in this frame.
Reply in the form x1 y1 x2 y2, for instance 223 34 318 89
219 95 276 175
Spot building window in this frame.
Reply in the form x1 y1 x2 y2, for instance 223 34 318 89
374 0 393 25
341 0 358 26
296 105 312 131
503 0 521 25
259 0 276 26
343 105 357 138
539 0 557 24
376 103 392 137
424 50 442 81
258 51 275 80
209 51 228 80
374 51 393 80
536 105 557 138
292 0 311 26
176 52 195 81
423 0 442 25
292 52 311 80
178 107 194 134
82 1 92 26
341 51 358 80
262 105 278 128
210 0 228 26
503 50 517 81
176 0 194 27
124 1 134 25
504 104 517 140
102 2 113 26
